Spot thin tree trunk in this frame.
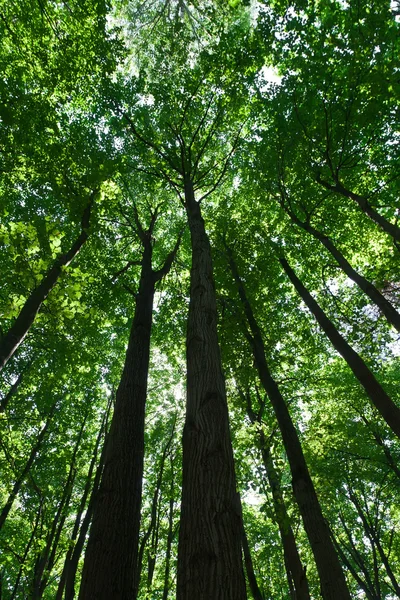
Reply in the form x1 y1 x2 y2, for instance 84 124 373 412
177 178 247 600
348 488 400 596
0 364 28 412
242 390 310 600
10 500 43 600
162 453 175 600
64 422 109 600
0 402 56 531
0 198 94 372
316 176 400 243
280 256 400 439
240 514 264 600
281 203 400 331
32 413 87 599
226 247 351 600
55 401 111 600
79 212 180 600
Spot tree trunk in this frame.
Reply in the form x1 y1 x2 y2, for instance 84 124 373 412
226 247 351 600
282 204 400 331
0 403 56 531
0 200 93 372
240 514 264 600
280 256 400 439
55 401 111 600
316 177 400 243
177 178 247 600
64 423 109 600
79 215 180 600
242 391 310 600
162 453 175 600
78 245 155 600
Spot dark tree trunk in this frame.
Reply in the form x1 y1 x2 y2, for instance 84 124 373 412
55 401 111 600
0 403 56 531
242 391 310 600
79 212 180 600
177 179 247 600
64 423 109 600
0 200 94 372
280 257 400 439
32 414 87 599
162 453 175 600
240 515 264 600
316 177 400 243
79 249 155 600
282 204 400 331
226 248 351 600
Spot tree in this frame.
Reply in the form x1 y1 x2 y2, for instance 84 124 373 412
1 0 399 598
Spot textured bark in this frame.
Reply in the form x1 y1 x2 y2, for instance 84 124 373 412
280 257 400 439
0 200 94 372
177 179 247 600
243 392 310 600
79 218 180 600
0 403 56 531
227 248 351 600
316 177 400 243
282 204 400 331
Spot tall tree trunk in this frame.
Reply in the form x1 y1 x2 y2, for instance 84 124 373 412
79 214 180 600
64 422 109 600
0 402 56 531
316 176 400 243
177 178 247 600
0 199 94 372
281 202 400 331
242 390 310 600
78 247 155 600
55 401 111 600
226 247 351 600
240 513 264 600
162 452 176 600
280 256 400 439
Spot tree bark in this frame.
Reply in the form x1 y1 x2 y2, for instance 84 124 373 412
0 403 56 531
0 199 94 372
280 256 400 439
79 214 180 600
177 178 247 600
282 203 400 331
226 247 351 600
316 177 400 243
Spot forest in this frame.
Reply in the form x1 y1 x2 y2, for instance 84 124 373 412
0 0 399 598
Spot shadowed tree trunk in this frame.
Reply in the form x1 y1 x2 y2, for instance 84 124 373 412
226 245 351 600
162 452 176 600
240 388 310 600
177 178 247 600
280 256 400 439
240 512 264 600
55 400 111 600
0 197 95 372
79 205 181 600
